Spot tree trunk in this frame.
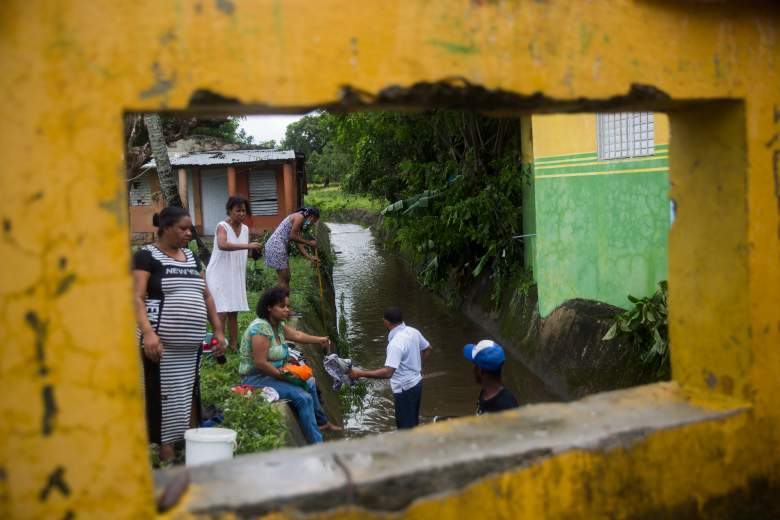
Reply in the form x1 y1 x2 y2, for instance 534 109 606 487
144 113 211 264
144 114 182 207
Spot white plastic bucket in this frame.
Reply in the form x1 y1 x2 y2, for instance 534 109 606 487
184 428 237 467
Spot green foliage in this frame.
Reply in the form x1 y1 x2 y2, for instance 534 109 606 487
255 139 277 149
246 258 278 293
308 141 351 185
190 117 255 145
220 391 286 454
333 291 370 414
603 281 670 378
281 112 334 156
339 379 369 415
332 109 525 301
337 293 348 342
305 185 384 217
282 112 350 184
199 354 285 455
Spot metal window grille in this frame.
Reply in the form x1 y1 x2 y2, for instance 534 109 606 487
128 174 152 205
597 112 654 160
248 170 279 215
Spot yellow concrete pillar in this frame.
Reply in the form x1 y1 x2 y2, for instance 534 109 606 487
0 1 777 517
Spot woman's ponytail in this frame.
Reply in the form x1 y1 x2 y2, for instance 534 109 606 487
153 206 190 237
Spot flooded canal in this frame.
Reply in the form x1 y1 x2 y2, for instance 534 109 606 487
328 222 558 437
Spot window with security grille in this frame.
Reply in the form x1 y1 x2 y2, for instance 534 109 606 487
248 170 279 215
128 174 152 205
597 112 654 160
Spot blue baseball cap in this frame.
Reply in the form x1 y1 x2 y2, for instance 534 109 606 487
463 340 506 371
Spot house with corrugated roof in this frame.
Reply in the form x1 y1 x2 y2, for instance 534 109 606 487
130 149 306 239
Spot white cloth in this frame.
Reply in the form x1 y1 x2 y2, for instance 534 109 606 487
205 221 249 313
384 323 430 393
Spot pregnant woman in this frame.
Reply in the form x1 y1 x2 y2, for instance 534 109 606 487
133 206 226 464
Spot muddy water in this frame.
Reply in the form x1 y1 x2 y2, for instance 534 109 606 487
328 222 558 437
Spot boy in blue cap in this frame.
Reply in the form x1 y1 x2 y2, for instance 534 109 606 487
463 340 519 415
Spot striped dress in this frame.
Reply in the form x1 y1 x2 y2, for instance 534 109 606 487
133 245 207 445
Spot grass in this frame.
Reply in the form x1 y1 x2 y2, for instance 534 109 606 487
305 185 385 217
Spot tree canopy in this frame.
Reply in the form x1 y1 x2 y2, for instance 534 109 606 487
297 109 527 299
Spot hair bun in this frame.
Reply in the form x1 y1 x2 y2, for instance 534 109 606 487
152 213 160 227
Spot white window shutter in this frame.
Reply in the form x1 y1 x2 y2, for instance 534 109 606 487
128 174 152 205
248 170 279 215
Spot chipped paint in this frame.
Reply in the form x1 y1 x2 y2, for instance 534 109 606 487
427 38 480 55
0 1 778 518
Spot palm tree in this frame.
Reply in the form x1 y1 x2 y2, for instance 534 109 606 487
143 113 211 263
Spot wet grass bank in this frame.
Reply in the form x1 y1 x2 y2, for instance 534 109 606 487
305 185 382 225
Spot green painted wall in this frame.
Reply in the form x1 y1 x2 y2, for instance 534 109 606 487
521 162 537 275
533 145 669 316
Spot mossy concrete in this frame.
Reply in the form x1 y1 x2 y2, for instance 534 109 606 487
461 273 660 400
273 402 307 447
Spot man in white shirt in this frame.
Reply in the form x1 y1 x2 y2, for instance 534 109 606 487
349 307 432 429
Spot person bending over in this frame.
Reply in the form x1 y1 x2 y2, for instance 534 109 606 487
263 207 320 288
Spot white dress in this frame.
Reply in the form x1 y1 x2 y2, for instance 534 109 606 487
205 221 250 313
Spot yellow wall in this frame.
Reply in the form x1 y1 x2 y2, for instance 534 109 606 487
532 112 669 158
0 1 778 518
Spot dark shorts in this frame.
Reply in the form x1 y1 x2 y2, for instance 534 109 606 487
393 380 422 430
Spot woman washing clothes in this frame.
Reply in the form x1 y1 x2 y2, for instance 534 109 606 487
263 207 320 288
238 286 340 444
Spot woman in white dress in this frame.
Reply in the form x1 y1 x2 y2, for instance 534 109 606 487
206 196 261 348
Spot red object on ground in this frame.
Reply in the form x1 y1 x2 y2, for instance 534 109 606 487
230 384 255 396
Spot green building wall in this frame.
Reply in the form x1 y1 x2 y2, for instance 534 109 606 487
531 144 670 317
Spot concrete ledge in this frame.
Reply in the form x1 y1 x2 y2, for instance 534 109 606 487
273 401 307 448
156 383 748 517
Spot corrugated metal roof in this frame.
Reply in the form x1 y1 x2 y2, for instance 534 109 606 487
142 149 296 169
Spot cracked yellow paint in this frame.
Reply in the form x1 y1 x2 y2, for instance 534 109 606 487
0 1 778 517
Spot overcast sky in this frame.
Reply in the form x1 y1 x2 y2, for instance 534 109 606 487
239 114 304 145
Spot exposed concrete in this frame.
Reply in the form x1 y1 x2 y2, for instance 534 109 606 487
461 272 660 400
273 401 307 448
155 383 746 517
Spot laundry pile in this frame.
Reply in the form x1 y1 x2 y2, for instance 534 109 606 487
323 353 356 391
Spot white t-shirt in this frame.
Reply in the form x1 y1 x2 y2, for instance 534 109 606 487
384 323 430 393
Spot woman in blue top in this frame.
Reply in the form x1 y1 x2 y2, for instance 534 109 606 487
239 286 334 443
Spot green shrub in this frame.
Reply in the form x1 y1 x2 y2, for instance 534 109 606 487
220 391 285 454
603 281 670 378
199 354 285 455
